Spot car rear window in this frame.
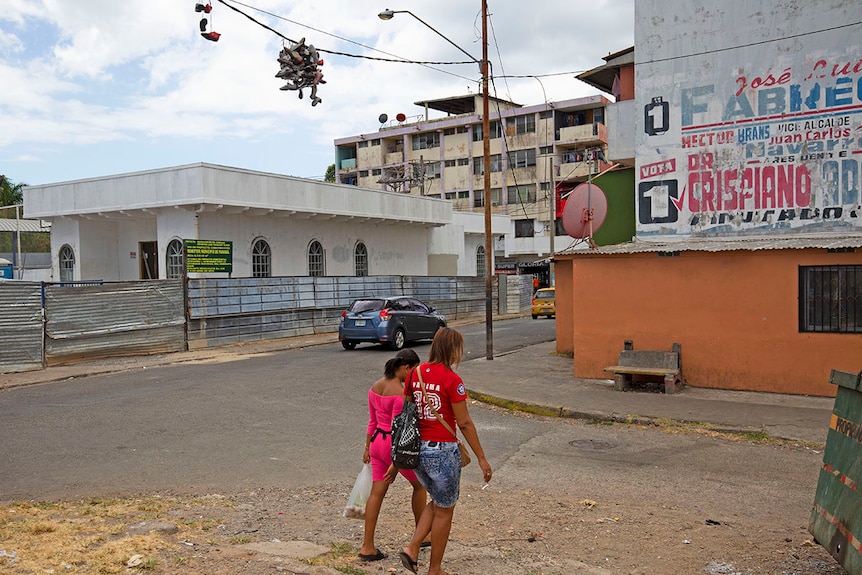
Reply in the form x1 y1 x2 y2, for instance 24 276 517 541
536 290 555 300
349 299 385 313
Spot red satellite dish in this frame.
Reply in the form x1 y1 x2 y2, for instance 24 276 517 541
561 182 608 239
396 113 406 122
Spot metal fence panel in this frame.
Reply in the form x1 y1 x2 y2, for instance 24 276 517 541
44 280 185 366
187 275 521 349
0 281 44 373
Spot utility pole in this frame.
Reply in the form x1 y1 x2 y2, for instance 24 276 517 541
481 0 493 360
548 157 555 287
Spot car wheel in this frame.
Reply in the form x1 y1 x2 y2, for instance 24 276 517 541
390 328 406 350
434 322 445 337
532 314 538 320
341 340 357 350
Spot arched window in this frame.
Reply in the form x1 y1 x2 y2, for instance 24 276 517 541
308 240 324 277
166 239 184 279
354 242 368 277
476 245 486 277
252 238 271 278
59 245 75 282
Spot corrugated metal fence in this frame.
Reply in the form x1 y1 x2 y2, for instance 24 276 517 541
1 275 533 373
43 280 186 366
0 281 43 372
186 275 520 349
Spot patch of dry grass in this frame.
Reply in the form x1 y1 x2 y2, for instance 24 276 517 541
0 495 232 574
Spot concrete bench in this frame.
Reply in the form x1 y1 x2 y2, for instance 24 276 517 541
604 341 685 394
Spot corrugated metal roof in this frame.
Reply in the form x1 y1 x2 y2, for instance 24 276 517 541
558 234 862 256
0 219 51 232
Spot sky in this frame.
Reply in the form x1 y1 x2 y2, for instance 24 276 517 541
0 0 634 187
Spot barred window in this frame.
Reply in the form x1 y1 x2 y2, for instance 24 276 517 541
354 242 368 277
59 245 75 282
252 238 271 278
508 184 537 204
508 148 536 169
166 239 184 279
473 154 502 175
490 187 502 206
514 219 534 238
412 131 440 150
507 114 536 134
476 245 486 277
472 121 502 141
800 265 862 333
308 240 324 277
424 162 441 178
358 141 368 148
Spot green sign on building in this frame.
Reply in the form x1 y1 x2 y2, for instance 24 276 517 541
184 239 233 274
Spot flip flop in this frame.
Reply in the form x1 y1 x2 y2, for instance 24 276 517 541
358 549 387 561
420 541 432 548
399 550 419 573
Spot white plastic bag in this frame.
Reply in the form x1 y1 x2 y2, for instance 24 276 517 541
343 463 373 519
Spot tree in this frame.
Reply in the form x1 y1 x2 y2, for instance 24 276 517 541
0 175 26 211
324 164 335 183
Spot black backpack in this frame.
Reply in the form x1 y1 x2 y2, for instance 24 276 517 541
391 397 420 469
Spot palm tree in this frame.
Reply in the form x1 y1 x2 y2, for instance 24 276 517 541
0 175 26 211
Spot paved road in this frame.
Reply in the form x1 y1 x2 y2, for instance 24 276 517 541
0 317 835 574
0 318 554 500
0 315 822 527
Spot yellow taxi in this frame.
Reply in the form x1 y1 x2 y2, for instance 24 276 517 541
531 287 556 319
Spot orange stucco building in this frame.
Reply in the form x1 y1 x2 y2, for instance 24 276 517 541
554 240 862 396
560 2 862 397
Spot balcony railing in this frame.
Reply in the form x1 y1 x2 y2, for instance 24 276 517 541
556 122 607 145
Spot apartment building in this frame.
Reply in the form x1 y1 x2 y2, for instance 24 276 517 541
334 93 613 284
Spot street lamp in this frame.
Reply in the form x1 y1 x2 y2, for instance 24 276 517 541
379 4 494 360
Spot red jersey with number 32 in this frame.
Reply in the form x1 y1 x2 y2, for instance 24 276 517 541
406 363 468 443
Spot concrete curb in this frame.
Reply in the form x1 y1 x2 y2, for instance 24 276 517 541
469 389 796 443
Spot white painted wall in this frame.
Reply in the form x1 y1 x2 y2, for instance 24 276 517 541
49 218 79 281
118 219 157 280
24 164 503 281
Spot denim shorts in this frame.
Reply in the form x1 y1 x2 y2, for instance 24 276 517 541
414 440 462 508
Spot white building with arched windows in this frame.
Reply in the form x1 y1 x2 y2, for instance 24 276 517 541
23 163 509 281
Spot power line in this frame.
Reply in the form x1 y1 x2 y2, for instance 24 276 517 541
215 0 479 82
634 20 862 66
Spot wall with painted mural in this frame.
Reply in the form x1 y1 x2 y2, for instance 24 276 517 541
634 0 862 238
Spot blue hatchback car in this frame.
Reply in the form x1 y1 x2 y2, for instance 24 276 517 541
338 296 446 350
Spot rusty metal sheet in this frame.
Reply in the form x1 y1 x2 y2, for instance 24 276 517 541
43 280 185 366
809 369 862 575
561 235 862 256
0 281 43 373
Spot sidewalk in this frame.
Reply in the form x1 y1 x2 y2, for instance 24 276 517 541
2 330 835 445
460 341 835 445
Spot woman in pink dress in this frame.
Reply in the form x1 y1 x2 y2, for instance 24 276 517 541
358 349 427 561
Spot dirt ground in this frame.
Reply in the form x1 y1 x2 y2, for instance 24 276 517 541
0 438 845 575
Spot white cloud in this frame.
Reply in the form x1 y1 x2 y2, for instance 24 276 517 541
0 0 634 184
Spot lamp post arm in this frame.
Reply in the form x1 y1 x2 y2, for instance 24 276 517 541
396 10 480 66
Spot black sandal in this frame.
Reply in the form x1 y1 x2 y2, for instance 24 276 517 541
399 550 418 573
358 549 387 561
